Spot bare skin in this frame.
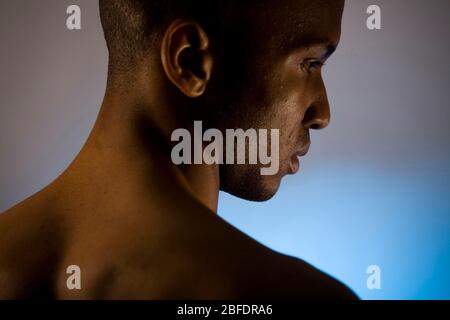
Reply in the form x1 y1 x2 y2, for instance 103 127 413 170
0 0 357 299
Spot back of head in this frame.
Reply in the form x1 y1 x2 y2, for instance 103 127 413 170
99 0 225 73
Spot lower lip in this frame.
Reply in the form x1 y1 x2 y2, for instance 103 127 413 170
289 156 300 174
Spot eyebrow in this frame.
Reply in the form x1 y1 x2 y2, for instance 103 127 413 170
289 36 337 59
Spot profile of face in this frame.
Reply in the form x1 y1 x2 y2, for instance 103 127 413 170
209 0 345 201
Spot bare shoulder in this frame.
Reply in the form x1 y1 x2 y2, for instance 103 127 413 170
254 250 359 299
0 194 357 300
0 198 60 299
171 205 358 300
57 205 357 300
177 211 359 300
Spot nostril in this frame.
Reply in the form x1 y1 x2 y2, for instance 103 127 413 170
311 119 329 130
304 116 329 130
303 101 330 130
310 123 321 130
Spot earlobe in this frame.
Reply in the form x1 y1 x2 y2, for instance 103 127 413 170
161 20 213 98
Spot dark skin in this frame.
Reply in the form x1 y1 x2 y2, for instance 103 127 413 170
0 0 357 299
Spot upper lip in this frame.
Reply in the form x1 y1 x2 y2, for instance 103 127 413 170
294 141 311 157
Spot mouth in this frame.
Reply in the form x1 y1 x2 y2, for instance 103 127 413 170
288 142 311 175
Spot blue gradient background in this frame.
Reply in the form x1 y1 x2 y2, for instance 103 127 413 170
0 0 449 299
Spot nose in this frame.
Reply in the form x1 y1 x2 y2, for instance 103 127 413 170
302 79 331 130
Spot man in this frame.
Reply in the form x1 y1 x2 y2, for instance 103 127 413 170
0 0 357 299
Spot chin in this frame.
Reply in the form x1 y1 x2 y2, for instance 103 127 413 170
220 166 282 202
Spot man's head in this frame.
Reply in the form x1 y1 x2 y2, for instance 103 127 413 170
99 0 345 201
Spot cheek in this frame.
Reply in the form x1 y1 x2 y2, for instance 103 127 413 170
266 65 312 121
263 86 310 157
265 84 309 130
229 64 310 132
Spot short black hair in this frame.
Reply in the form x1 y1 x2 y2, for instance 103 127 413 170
99 0 227 72
99 0 325 76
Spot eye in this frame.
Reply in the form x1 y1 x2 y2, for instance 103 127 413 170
299 59 325 74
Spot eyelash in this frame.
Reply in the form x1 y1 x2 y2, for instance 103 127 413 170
300 60 325 74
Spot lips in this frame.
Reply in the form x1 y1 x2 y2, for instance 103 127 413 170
295 141 311 157
288 142 311 175
289 155 300 174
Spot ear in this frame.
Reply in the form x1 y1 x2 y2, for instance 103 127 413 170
160 19 213 98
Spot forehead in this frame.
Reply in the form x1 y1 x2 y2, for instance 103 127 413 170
249 0 345 53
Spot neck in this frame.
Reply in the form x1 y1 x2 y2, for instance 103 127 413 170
55 87 220 216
